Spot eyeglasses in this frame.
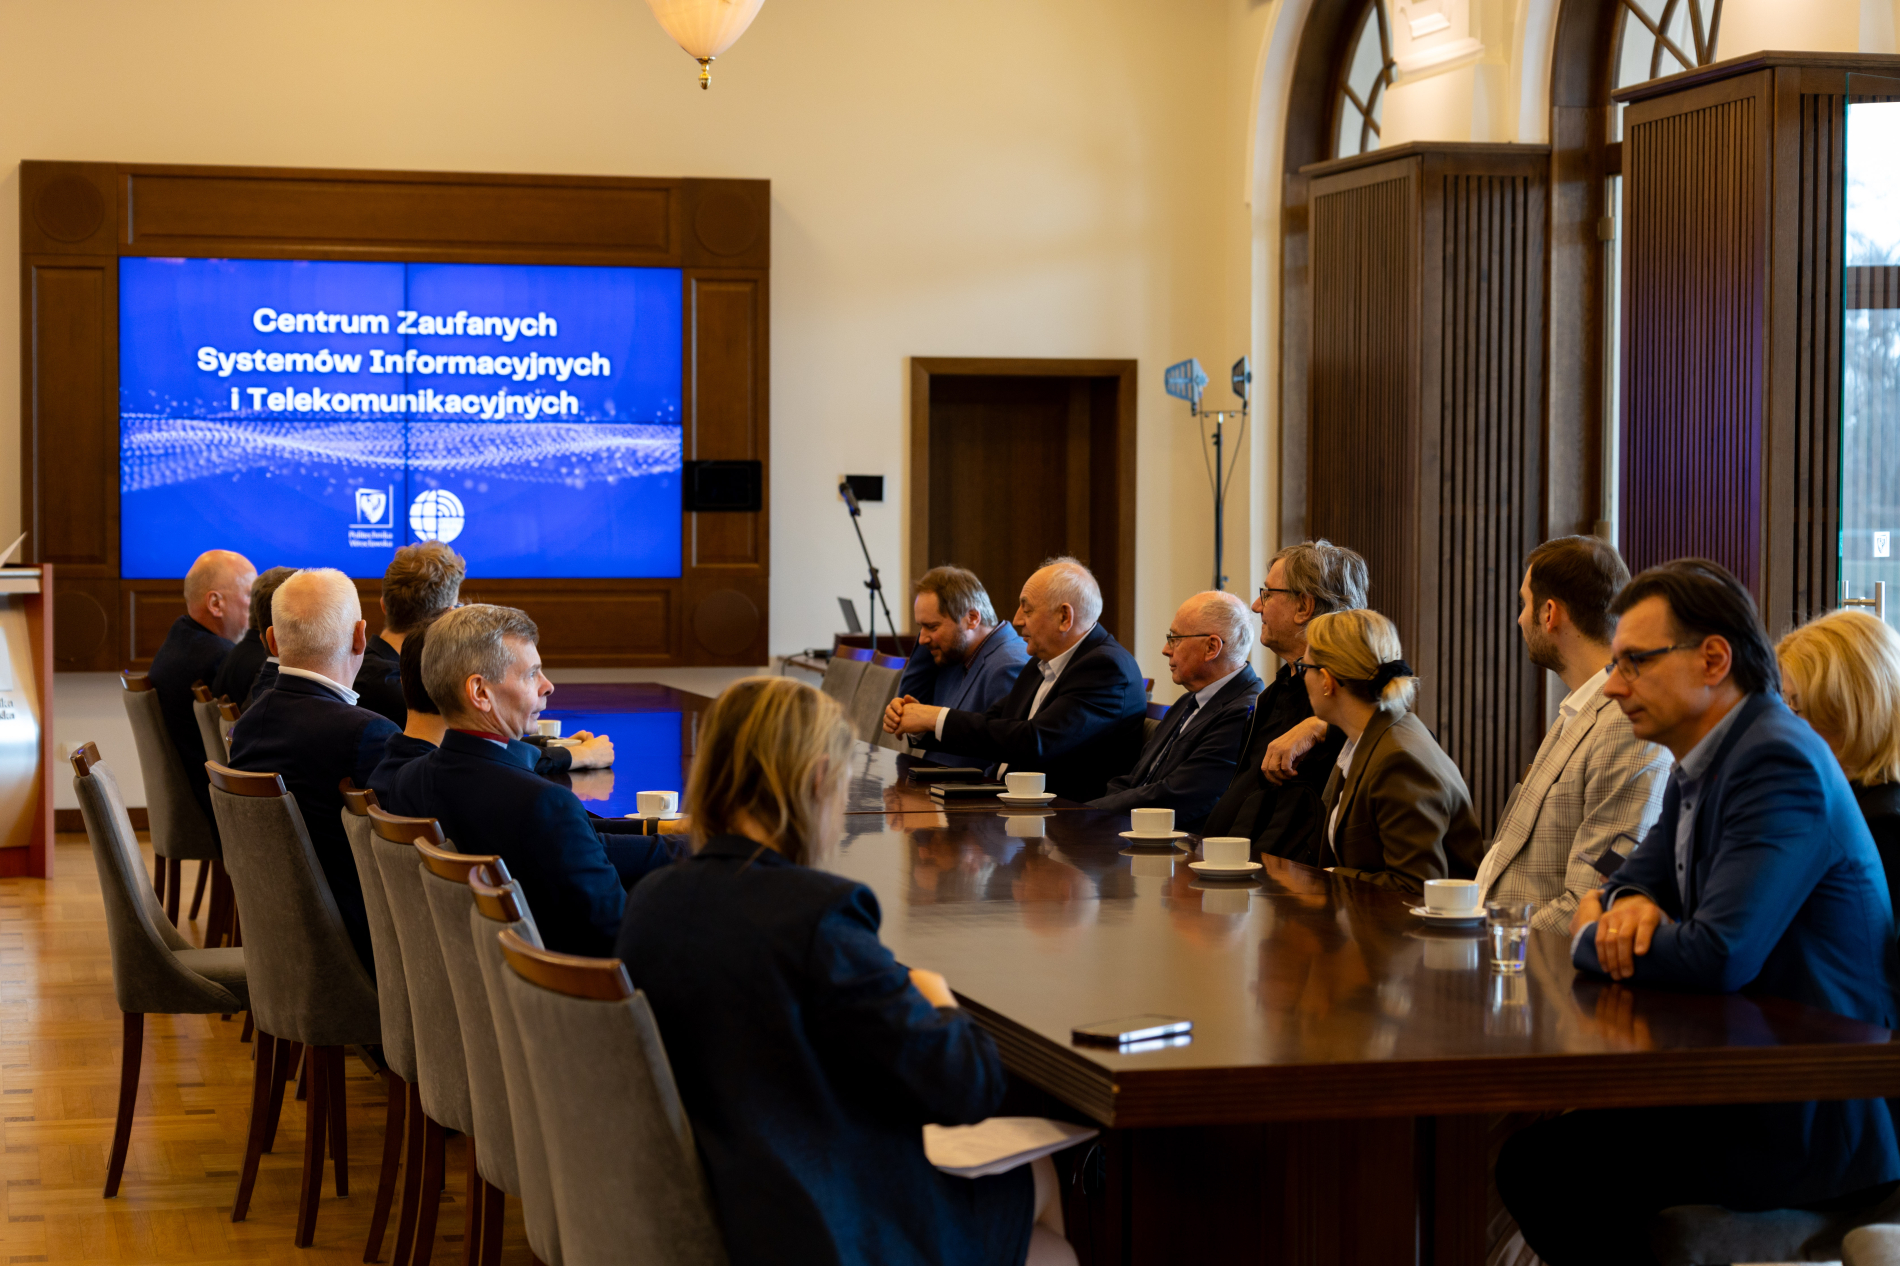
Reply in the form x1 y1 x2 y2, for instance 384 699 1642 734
1288 657 1316 678
1257 585 1298 602
1163 630 1222 647
1604 643 1701 681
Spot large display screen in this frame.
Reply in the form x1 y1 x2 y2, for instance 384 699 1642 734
119 257 683 579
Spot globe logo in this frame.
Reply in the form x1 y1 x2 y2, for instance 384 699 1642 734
409 489 467 544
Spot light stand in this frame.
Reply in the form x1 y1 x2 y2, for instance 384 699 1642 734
838 480 896 654
1165 358 1251 591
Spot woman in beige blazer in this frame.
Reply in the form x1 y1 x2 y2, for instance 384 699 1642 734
1303 609 1483 895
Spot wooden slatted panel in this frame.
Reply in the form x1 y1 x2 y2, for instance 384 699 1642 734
1620 96 1765 588
1789 90 1845 630
1309 169 1420 646
1434 172 1545 833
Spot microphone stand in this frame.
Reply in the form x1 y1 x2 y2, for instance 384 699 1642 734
839 481 897 655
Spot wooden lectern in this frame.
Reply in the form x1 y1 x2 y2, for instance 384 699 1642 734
0 564 53 878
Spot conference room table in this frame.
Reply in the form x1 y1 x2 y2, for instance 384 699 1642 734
550 683 1900 1265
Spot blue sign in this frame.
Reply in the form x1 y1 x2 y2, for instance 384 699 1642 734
119 257 684 579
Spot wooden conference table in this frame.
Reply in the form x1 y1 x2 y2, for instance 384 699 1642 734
546 684 1900 1265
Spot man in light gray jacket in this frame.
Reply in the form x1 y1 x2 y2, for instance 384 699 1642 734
1474 535 1671 932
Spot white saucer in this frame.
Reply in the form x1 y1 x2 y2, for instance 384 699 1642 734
1118 829 1188 843
998 792 1058 804
1409 906 1483 926
1188 860 1263 877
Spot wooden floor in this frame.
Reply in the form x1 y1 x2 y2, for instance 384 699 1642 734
4 837 531 1265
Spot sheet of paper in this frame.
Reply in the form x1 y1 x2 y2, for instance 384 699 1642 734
924 1116 1099 1179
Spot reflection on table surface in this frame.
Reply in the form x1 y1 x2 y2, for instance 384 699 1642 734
537 707 686 820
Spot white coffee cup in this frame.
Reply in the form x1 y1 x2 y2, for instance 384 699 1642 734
1127 853 1175 878
1004 772 1046 797
636 789 679 818
1423 878 1481 914
536 718 562 739
1129 807 1174 837
1424 937 1480 971
1201 836 1252 867
1200 886 1252 915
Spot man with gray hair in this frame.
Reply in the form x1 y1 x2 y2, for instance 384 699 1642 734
886 556 1146 801
889 565 1029 767
228 568 399 971
1201 539 1370 866
1089 591 1264 828
374 604 680 956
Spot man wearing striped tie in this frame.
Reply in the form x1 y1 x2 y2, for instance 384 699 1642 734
1472 536 1672 932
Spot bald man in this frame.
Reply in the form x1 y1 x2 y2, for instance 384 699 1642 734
228 568 399 971
1089 592 1264 829
886 557 1146 801
148 549 255 821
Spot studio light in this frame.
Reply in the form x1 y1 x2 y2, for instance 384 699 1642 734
644 0 767 89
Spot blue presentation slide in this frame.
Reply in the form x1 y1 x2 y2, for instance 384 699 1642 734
119 257 683 579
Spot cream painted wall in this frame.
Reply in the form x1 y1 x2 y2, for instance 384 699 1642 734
0 0 1269 805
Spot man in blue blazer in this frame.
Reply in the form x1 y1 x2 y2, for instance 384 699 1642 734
886 557 1147 801
148 549 253 820
376 603 678 956
891 565 1029 767
1090 591 1263 830
1499 559 1900 1266
227 568 397 973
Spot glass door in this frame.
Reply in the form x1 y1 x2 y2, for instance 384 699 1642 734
1841 73 1900 625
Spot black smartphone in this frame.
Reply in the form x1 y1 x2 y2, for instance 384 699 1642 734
1072 1015 1193 1046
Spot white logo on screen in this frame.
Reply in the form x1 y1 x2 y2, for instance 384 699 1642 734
410 489 466 544
355 488 389 525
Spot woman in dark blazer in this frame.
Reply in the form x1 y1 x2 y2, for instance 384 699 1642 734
1778 609 1900 907
616 676 1072 1266
1302 609 1484 895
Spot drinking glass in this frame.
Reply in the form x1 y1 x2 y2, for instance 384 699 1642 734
1485 900 1534 973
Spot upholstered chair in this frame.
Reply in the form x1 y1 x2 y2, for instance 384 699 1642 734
120 672 224 933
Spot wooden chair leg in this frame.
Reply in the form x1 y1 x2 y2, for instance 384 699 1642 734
364 1071 406 1263
296 1044 309 1101
461 1139 482 1266
392 1082 426 1266
409 1112 446 1266
187 858 210 921
239 1012 254 1043
103 1012 143 1197
478 1180 504 1266
153 855 165 903
264 1038 300 1154
295 1046 331 1247
231 1030 277 1221
328 1040 349 1197
164 857 182 925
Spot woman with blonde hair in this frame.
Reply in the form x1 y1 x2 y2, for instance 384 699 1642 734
615 676 1073 1266
1776 608 1900 899
1301 609 1484 894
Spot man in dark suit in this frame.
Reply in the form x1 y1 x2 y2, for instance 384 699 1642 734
376 603 678 956
355 541 467 725
1090 591 1263 830
1201 539 1368 866
228 568 398 972
1499 560 1900 1266
148 549 254 820
212 566 295 707
886 557 1145 801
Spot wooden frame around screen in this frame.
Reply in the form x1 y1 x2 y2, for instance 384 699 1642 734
20 160 770 670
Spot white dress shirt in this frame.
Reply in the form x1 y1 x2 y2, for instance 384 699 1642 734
933 632 1089 740
1326 733 1361 845
276 664 362 706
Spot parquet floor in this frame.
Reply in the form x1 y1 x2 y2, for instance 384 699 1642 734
2 837 531 1265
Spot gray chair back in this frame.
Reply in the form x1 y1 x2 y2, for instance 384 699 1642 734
500 931 726 1266
206 762 377 1047
819 655 868 710
416 841 519 1197
73 744 247 1015
368 807 473 1135
851 661 903 746
193 698 229 766
341 790 416 1084
121 676 220 863
469 871 562 1266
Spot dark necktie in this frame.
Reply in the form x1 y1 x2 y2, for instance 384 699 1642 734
1139 697 1201 781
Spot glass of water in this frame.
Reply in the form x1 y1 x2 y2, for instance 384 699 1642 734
1486 900 1534 973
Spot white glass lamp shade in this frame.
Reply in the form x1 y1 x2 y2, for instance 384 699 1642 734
645 0 766 88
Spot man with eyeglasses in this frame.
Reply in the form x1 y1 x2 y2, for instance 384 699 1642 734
1199 539 1368 865
1471 536 1671 932
1088 591 1263 828
1498 559 1899 1266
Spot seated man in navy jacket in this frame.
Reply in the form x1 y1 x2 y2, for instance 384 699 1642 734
891 565 1029 767
227 568 397 973
148 549 254 821
1090 591 1262 831
355 541 466 726
1499 560 1900 1266
375 603 679 956
886 557 1146 802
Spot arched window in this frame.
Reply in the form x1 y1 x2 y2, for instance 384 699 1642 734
1611 0 1725 137
1333 0 1395 158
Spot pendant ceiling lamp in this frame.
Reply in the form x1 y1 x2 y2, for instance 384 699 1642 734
645 0 767 89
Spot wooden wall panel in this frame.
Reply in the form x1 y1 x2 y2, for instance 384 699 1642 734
23 261 117 569
1785 88 1845 629
1619 85 1768 590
